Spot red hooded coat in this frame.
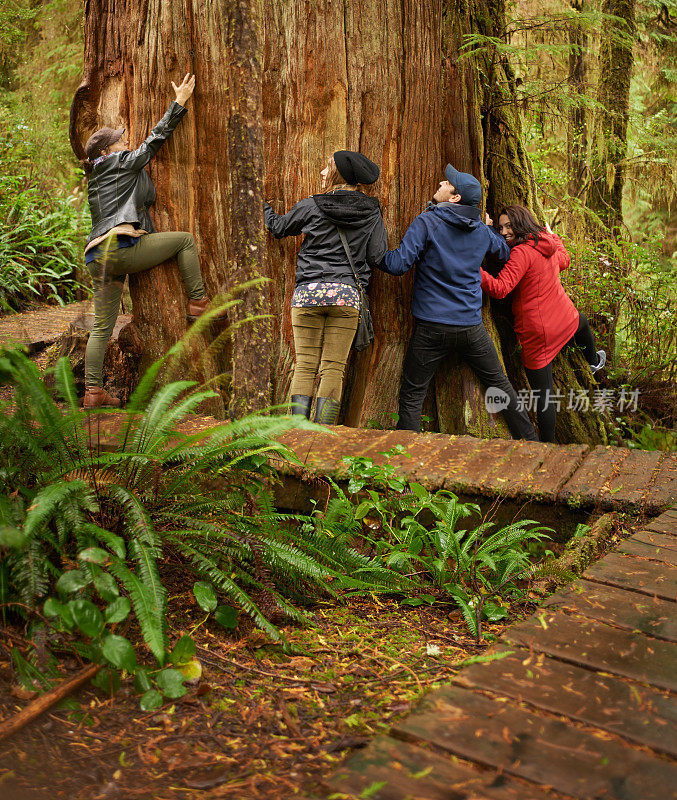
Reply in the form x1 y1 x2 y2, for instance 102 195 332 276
480 233 579 370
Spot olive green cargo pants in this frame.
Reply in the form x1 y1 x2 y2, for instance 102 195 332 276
85 232 205 388
290 305 359 401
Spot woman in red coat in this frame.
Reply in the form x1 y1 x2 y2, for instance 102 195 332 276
481 205 605 442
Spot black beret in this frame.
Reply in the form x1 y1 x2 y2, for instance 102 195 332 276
333 150 380 185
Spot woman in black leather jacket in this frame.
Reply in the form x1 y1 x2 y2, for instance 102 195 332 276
82 73 211 408
265 151 386 424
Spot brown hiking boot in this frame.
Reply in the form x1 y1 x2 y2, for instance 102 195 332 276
187 297 210 318
83 387 121 409
187 297 228 321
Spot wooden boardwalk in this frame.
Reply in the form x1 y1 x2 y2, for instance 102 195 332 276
325 506 677 800
0 301 94 353
276 427 676 515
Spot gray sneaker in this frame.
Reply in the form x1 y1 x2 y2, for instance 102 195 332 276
590 349 606 374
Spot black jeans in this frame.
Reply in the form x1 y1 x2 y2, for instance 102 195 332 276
397 320 538 440
524 312 598 442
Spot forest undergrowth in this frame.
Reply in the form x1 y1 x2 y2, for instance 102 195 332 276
0 592 536 800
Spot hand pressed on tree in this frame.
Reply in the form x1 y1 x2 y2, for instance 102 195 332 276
172 73 196 106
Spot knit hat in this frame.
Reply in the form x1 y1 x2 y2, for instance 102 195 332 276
333 150 380 185
84 126 125 161
444 164 482 207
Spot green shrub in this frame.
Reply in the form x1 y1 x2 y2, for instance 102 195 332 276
0 168 88 312
306 450 565 641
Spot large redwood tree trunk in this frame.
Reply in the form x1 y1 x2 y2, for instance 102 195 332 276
70 0 271 416
264 0 608 443
263 0 443 429
72 0 609 443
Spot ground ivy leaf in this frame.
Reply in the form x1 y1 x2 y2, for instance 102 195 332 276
192 581 217 612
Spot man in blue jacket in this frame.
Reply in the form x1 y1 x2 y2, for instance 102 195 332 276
378 164 537 440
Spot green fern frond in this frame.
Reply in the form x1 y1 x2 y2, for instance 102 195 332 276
170 538 285 643
22 480 97 539
106 557 167 663
453 595 478 638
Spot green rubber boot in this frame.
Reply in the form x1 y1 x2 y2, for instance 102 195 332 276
314 397 340 425
290 395 312 418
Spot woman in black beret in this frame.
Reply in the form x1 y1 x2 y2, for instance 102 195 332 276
264 151 386 424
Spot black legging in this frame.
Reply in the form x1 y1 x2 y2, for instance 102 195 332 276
524 312 597 442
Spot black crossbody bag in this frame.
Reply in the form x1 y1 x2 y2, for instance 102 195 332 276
336 227 374 351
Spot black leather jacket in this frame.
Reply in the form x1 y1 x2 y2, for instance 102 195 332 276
86 101 187 246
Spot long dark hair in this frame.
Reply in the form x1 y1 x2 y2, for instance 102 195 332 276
499 205 545 247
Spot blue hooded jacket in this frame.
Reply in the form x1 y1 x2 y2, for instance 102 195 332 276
378 202 509 326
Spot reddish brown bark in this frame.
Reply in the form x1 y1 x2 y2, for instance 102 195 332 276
263 0 444 428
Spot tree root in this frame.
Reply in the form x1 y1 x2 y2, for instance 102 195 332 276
0 662 101 743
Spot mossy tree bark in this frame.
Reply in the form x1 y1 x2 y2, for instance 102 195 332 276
473 0 609 445
588 0 635 234
70 0 271 416
567 0 590 200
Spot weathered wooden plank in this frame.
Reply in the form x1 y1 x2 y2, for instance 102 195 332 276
542 578 677 642
443 438 515 495
365 431 453 479
583 551 677 602
558 445 626 508
618 536 677 566
394 685 676 800
600 449 663 509
503 610 677 691
517 443 589 501
455 645 677 757
633 529 677 552
326 735 557 800
473 440 551 498
412 435 484 491
276 427 392 478
644 455 677 514
646 508 677 535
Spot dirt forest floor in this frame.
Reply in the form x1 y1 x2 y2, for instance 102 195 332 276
1 588 551 800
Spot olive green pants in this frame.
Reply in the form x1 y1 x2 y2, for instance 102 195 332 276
85 232 205 388
290 305 359 401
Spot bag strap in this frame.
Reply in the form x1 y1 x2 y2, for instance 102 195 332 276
336 227 363 292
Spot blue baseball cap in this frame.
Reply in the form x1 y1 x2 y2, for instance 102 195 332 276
444 164 482 207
